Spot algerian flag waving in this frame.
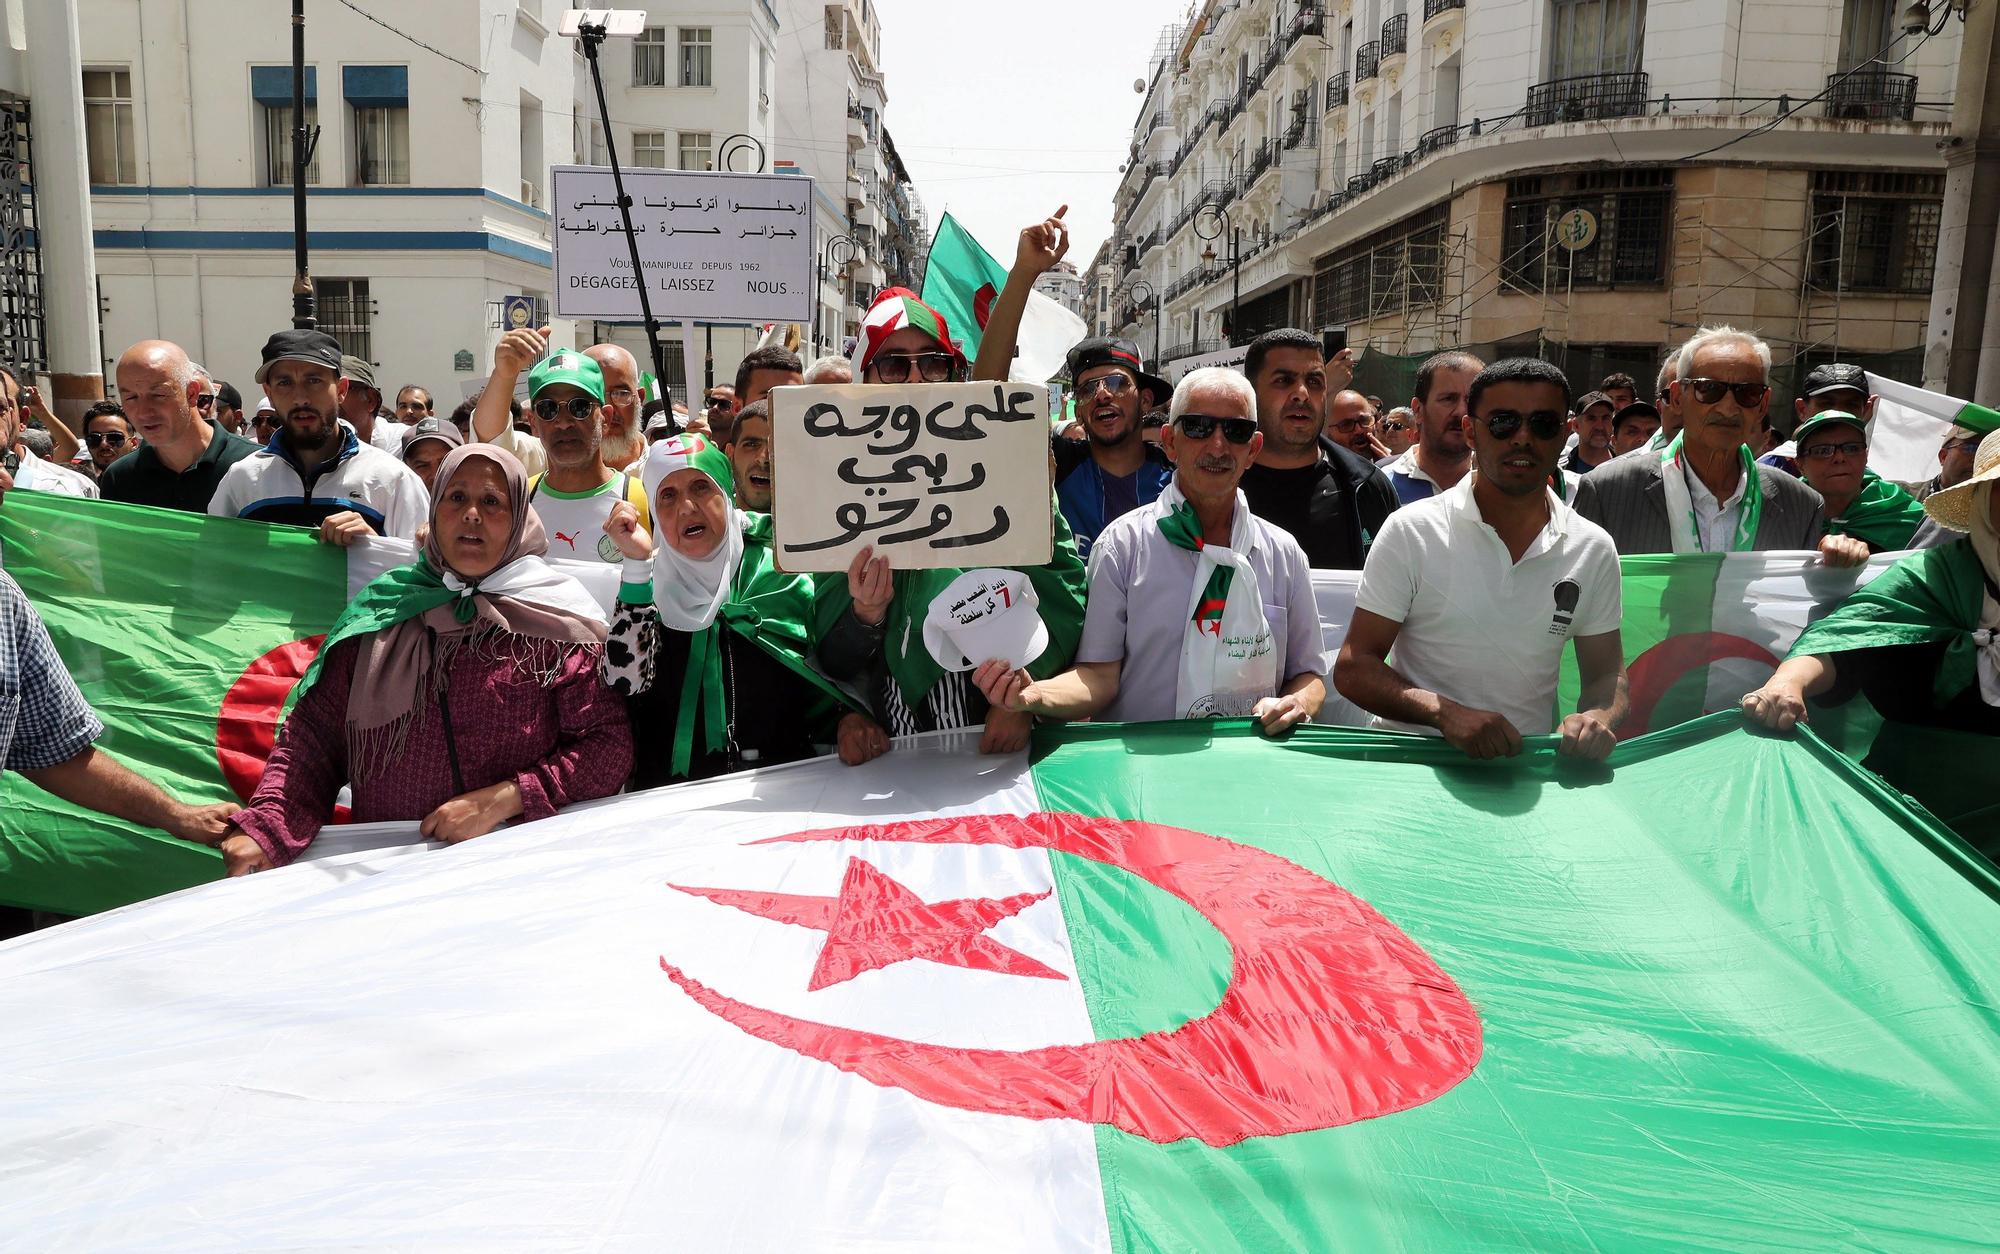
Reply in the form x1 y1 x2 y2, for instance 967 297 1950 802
923 212 1087 383
2 719 1998 1246
1864 373 2000 483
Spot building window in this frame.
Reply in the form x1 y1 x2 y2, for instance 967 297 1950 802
825 4 844 49
264 102 320 186
82 67 137 185
317 278 372 365
633 26 667 86
1312 206 1449 327
1808 171 1943 293
1501 168 1669 292
1839 0 1895 70
679 28 712 87
1549 0 1647 79
354 105 409 185
678 131 713 171
632 130 667 168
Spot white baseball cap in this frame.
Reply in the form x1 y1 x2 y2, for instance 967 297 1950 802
921 568 1048 673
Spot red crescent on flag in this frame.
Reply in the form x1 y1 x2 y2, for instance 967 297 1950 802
215 637 346 821
973 283 997 330
659 813 1481 1147
1621 632 1778 736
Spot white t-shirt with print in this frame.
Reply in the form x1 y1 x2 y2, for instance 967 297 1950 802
528 474 639 565
1353 472 1622 737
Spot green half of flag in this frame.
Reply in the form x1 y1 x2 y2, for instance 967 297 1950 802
0 494 348 915
1031 715 2000 1250
920 212 1005 366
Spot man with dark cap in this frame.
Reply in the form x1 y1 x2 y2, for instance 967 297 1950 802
208 330 428 542
397 416 464 496
1561 391 1617 474
1052 337 1173 558
212 381 245 436
337 355 407 454
1793 362 1873 435
1610 400 1662 456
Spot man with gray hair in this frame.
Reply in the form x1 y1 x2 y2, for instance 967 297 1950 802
1574 325 1864 565
802 354 854 385
972 365 1327 732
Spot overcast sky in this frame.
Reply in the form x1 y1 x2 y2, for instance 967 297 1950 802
874 0 1191 275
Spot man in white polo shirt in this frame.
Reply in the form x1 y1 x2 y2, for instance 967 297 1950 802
972 366 1327 733
1336 358 1628 760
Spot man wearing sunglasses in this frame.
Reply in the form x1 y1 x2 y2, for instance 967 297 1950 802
99 340 255 513
520 351 650 564
1238 329 1397 571
1052 337 1174 559
1338 358 1628 761
79 403 133 480
1573 326 1862 565
973 367 1327 735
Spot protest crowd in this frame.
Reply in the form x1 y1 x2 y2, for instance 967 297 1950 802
0 203 1995 907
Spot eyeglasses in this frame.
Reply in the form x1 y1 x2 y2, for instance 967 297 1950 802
1800 440 1866 460
1175 413 1258 444
196 393 214 408
1681 378 1769 407
1075 373 1134 398
1476 411 1568 441
607 387 637 404
85 431 128 448
705 394 733 409
533 396 598 423
1330 416 1376 434
1381 421 1411 434
1943 437 1981 454
871 352 956 384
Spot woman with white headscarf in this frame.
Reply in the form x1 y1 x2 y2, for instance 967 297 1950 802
1744 428 2000 737
601 434 885 786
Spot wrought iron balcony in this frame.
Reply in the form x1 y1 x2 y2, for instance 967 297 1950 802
1286 2 1325 49
1247 138 1277 186
1347 171 1377 198
1326 71 1350 111
1423 0 1464 21
1285 112 1315 150
1357 41 1380 81
1825 70 1918 121
1525 71 1650 127
1371 154 1406 182
1416 123 1462 158
1380 13 1408 57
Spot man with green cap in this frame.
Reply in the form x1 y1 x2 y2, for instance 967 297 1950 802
1792 408 1927 553
519 348 651 565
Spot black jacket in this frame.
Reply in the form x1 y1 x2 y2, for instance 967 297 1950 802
1238 437 1400 570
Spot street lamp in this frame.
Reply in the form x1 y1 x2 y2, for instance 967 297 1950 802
818 232 858 360
1193 203 1240 348
1127 279 1160 371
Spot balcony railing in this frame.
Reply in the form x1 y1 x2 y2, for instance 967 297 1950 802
1825 70 1918 121
1356 41 1380 81
1325 71 1350 111
1416 122 1462 158
1371 154 1406 182
1285 112 1315 149
1380 13 1408 57
1149 110 1170 132
1247 138 1277 187
1287 2 1325 47
1525 71 1650 126
1422 0 1464 21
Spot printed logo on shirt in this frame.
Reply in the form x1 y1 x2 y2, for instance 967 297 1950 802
1550 578 1581 636
597 532 622 562
554 530 580 551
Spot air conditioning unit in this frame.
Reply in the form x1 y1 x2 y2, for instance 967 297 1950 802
521 179 542 208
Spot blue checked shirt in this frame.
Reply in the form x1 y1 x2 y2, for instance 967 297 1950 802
0 571 101 772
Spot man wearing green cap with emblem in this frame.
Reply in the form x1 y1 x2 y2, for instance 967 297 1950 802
517 348 650 565
1790 408 1927 553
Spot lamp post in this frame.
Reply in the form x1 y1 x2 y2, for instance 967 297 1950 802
1194 203 1239 347
1127 279 1160 371
288 0 318 329
818 232 857 360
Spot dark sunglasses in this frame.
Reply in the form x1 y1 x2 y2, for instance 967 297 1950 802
872 352 956 383
1681 378 1768 407
533 396 598 423
1800 440 1866 459
1476 411 1568 441
85 431 128 447
1381 420 1411 434
195 393 214 408
1076 373 1134 398
1141 414 1167 429
1175 413 1258 444
705 394 732 409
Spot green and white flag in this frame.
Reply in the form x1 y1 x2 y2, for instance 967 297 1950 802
922 212 1087 383
0 718 1996 1247
1864 373 2000 482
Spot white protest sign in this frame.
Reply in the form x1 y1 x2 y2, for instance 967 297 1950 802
550 165 815 324
769 383 1053 571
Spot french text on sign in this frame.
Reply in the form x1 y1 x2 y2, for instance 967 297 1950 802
770 383 1054 571
549 165 815 325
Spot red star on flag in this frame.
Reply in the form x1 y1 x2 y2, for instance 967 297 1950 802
671 857 1066 991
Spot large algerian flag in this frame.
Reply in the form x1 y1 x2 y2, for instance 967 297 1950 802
0 494 617 917
923 212 1088 383
1 719 1996 1247
1864 373 2000 483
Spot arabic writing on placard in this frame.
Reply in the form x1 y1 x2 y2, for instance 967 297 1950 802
550 166 816 323
770 383 1054 571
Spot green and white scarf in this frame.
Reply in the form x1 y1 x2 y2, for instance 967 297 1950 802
1660 433 1763 553
1153 483 1280 719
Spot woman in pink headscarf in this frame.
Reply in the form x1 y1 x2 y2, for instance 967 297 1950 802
220 445 632 875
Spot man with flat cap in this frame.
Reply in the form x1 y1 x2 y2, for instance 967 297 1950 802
397 416 463 497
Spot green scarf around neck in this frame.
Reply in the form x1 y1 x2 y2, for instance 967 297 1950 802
1789 538 1993 706
1822 470 1928 553
294 554 463 703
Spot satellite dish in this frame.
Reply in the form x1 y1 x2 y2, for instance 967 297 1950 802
1133 79 1146 93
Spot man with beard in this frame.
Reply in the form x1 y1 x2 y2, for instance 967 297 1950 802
726 399 776 514
1338 358 1628 761
520 349 649 564
209 331 428 542
98 341 253 511
394 384 434 424
473 330 647 474
212 382 245 437
1052 338 1173 558
1326 389 1390 460
338 356 407 454
1237 328 1396 570
1382 350 1483 504
1561 390 1617 474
